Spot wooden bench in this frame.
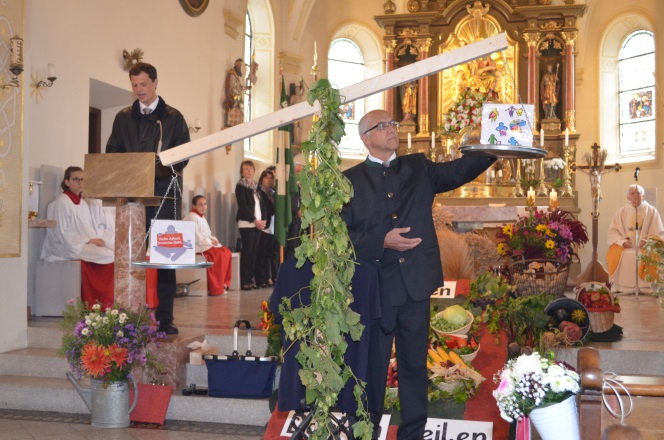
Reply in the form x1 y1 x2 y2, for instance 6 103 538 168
578 347 660 439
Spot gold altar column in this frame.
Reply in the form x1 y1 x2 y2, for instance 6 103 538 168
384 40 396 116
416 38 432 134
562 32 577 133
524 33 540 106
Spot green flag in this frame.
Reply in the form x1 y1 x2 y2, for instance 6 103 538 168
274 76 297 248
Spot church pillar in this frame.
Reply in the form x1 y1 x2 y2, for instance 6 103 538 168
562 31 577 133
114 202 147 311
524 33 540 106
384 40 397 116
416 38 432 134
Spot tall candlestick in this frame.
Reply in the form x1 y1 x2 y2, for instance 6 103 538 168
565 128 569 147
540 129 544 147
431 131 435 149
314 41 317 66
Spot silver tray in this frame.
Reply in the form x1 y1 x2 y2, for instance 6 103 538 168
132 260 213 269
459 144 547 159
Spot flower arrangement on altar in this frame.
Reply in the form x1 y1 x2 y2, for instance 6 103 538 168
439 89 489 135
59 300 165 385
258 300 282 357
493 351 580 423
496 209 588 262
641 235 664 306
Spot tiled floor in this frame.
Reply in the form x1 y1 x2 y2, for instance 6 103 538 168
9 286 664 438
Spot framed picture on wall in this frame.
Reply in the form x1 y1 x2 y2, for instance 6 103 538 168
179 0 209 17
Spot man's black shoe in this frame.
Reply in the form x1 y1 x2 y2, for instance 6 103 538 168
160 324 179 335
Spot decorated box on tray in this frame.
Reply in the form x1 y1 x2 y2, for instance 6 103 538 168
576 282 620 333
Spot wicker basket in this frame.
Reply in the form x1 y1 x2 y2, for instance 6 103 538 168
431 310 474 337
460 344 480 363
576 283 618 333
508 259 570 298
587 310 615 333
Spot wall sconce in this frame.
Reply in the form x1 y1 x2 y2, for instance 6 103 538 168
33 64 57 89
189 119 202 133
1 35 24 89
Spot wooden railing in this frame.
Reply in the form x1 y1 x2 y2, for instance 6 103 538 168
577 347 663 439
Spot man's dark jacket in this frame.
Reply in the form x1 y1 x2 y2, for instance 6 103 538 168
340 153 495 327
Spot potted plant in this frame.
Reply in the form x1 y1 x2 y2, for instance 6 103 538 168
59 300 165 428
493 351 581 440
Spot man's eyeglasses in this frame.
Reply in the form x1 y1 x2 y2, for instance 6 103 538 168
363 120 399 134
70 177 84 183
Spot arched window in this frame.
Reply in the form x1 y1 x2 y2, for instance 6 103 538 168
618 31 655 160
328 38 366 157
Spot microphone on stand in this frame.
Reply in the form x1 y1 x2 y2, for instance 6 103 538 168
634 167 640 181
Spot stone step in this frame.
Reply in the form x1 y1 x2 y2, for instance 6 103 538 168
0 374 271 426
27 324 64 349
0 347 70 378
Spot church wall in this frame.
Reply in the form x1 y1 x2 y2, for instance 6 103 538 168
1 0 250 354
574 0 664 270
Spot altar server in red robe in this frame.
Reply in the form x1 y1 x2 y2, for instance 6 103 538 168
183 195 232 295
41 166 115 309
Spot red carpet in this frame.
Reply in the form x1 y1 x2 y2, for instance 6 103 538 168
264 279 510 439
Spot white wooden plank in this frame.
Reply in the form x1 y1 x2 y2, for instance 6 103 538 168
159 33 509 166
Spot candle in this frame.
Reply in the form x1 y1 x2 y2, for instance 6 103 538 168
491 170 496 179
408 133 412 151
527 187 536 204
540 129 544 147
498 170 503 178
550 189 558 204
313 41 317 65
47 63 56 79
565 128 569 147
431 132 435 149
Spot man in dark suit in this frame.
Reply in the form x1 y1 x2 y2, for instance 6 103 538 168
340 110 495 439
106 62 190 335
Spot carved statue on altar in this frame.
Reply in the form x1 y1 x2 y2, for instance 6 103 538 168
540 63 560 119
400 81 417 122
466 57 499 95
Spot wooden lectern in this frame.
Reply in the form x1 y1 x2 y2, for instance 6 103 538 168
84 153 164 311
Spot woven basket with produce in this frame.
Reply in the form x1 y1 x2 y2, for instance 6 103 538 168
576 282 620 333
509 259 570 298
431 305 474 337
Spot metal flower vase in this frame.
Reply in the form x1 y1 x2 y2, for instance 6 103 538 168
67 372 139 428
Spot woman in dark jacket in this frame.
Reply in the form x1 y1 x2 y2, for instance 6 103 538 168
235 160 267 290
255 169 276 288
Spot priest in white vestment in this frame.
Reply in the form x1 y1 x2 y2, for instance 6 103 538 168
607 184 664 293
40 166 115 308
183 195 232 295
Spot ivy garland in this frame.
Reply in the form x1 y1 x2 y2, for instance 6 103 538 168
278 79 372 439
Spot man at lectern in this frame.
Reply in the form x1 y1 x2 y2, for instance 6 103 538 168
106 62 190 335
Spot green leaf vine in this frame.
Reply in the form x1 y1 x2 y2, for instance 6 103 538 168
279 79 372 439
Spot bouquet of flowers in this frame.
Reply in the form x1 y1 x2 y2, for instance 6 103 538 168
493 351 580 422
439 89 489 135
258 300 281 357
496 209 588 262
59 300 165 385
